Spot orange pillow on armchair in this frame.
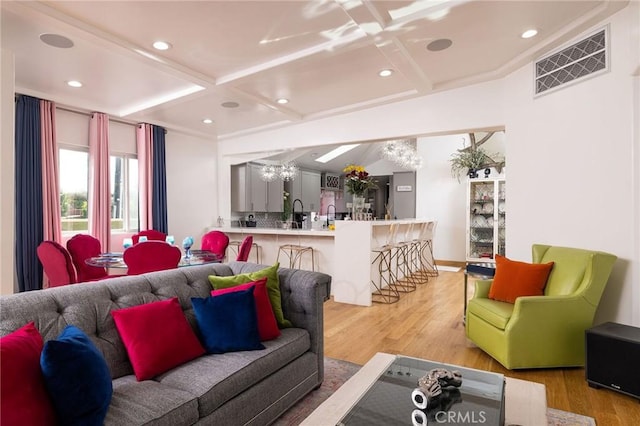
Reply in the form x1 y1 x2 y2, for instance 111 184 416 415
488 255 554 303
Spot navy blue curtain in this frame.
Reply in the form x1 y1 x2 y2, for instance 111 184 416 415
15 95 44 292
151 125 168 233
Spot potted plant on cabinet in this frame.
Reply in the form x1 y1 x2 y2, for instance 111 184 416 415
450 148 492 182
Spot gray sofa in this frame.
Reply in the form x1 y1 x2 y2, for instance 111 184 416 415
0 262 331 425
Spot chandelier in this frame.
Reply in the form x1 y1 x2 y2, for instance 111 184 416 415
259 162 298 182
380 139 424 170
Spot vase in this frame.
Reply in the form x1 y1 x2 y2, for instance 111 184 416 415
352 195 366 220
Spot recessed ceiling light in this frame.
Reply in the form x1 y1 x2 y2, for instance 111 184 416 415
67 80 83 88
152 41 172 50
521 29 538 39
276 98 289 104
378 69 393 77
427 38 453 52
40 33 74 48
202 118 213 124
221 101 240 108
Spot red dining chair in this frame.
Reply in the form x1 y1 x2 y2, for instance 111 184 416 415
132 229 167 244
123 241 182 275
66 234 113 282
236 236 254 262
37 241 77 287
201 230 230 260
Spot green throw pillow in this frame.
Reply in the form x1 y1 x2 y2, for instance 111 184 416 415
208 263 292 328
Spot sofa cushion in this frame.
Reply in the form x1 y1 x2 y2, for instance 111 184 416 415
489 255 554 303
209 263 293 328
158 327 310 418
40 325 113 426
112 297 205 381
192 288 265 354
211 277 281 341
106 375 199 426
0 322 56 426
467 298 514 330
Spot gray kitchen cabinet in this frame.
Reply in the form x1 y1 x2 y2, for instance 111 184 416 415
266 178 284 212
288 170 321 212
231 163 283 212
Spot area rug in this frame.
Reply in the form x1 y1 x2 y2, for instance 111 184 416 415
273 357 596 425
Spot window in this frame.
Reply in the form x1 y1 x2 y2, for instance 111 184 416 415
59 147 139 233
110 155 139 232
59 148 89 232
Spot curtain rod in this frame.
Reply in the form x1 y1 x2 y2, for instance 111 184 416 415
57 106 167 133
56 106 134 127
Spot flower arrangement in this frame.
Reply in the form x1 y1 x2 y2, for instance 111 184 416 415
282 190 292 221
343 164 376 196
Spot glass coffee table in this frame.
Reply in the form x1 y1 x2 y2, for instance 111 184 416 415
301 353 546 426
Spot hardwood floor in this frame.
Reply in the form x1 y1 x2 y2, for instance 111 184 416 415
323 268 640 425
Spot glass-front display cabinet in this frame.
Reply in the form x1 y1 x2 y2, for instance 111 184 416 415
466 178 506 262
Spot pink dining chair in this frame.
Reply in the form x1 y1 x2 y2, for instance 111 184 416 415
37 241 77 287
236 236 254 262
201 230 230 260
66 234 114 282
132 229 167 244
123 240 182 275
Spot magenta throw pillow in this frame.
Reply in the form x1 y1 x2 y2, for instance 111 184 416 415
212 277 281 341
112 297 205 381
0 322 56 426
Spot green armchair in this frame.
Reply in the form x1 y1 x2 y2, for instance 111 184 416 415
465 244 617 369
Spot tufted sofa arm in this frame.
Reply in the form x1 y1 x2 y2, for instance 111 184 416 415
225 262 332 381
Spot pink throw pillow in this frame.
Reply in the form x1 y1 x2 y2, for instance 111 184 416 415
212 277 281 341
112 298 205 381
0 322 56 426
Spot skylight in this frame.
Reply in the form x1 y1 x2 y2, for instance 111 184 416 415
314 144 360 164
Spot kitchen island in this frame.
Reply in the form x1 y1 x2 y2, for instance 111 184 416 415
332 219 435 306
214 219 434 306
215 226 335 275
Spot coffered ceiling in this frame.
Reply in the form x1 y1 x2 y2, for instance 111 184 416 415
1 1 628 141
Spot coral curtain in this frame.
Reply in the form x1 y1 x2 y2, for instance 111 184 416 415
151 125 168 233
15 95 44 292
136 123 153 230
89 112 111 252
40 100 62 244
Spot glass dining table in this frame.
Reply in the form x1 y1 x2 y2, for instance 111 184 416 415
86 249 221 269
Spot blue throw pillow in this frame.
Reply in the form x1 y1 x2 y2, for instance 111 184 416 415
191 287 265 354
40 325 113 426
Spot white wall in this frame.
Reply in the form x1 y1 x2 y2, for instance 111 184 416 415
416 134 468 262
220 4 639 326
503 4 639 325
165 131 218 249
0 49 16 294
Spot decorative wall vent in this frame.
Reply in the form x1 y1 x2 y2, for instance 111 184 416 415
322 173 341 190
535 27 608 96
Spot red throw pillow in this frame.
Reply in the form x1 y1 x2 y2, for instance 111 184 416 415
488 254 554 303
112 298 205 381
0 322 56 426
212 277 281 341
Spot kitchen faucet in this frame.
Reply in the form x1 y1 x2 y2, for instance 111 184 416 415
326 204 336 228
292 199 304 229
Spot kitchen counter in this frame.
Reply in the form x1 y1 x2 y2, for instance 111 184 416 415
213 219 436 306
216 226 334 237
211 226 336 274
